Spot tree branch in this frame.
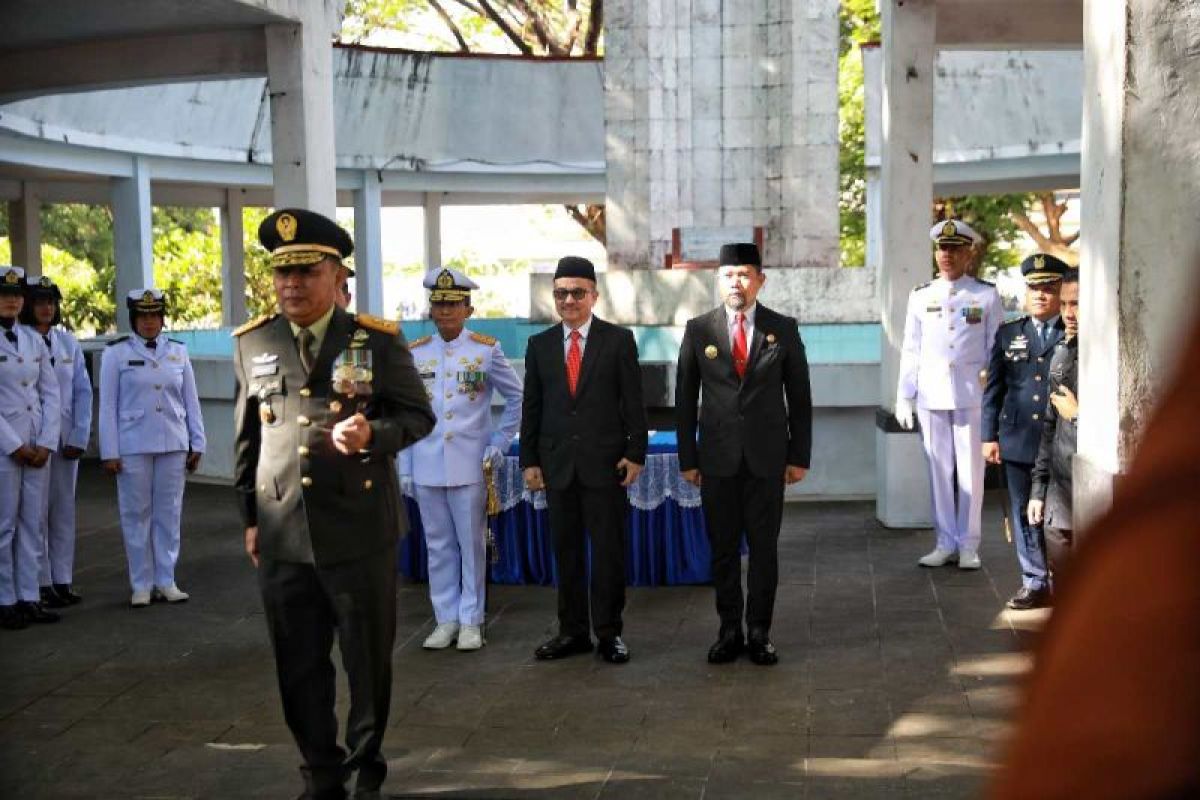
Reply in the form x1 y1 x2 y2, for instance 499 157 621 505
428 0 472 52
510 0 567 54
474 0 534 54
583 0 603 55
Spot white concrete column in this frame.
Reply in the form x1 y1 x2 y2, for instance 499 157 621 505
7 182 42 275
1075 0 1200 528
354 171 384 316
263 3 340 218
875 0 936 528
423 192 442 274
220 189 247 327
111 156 155 333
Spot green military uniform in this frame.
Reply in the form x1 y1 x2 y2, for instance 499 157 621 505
234 208 435 800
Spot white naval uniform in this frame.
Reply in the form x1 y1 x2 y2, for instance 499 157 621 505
37 327 92 587
99 335 206 593
0 324 61 605
398 329 522 626
898 275 1003 554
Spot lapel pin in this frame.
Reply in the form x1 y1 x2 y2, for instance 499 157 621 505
766 334 776 344
704 345 719 360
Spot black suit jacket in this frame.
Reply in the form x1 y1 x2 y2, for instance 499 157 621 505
519 316 648 490
675 304 812 478
233 307 436 565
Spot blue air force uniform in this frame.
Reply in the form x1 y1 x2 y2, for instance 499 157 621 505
23 277 93 595
0 266 61 614
898 222 1004 558
99 290 206 597
982 254 1068 600
398 268 522 630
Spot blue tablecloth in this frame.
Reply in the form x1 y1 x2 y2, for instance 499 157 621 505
398 431 713 586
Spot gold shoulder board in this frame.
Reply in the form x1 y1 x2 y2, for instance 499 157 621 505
355 313 400 336
469 332 498 346
408 335 432 349
232 315 273 337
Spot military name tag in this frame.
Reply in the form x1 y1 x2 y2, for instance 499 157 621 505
61 357 73 365
128 360 145 366
0 356 6 363
252 364 279 377
926 304 942 313
419 371 436 380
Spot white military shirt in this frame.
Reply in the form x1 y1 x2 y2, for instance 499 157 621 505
98 335 206 460
41 327 92 450
399 329 522 487
0 324 60 455
899 275 1004 410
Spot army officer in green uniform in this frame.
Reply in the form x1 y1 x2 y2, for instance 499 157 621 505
234 208 435 800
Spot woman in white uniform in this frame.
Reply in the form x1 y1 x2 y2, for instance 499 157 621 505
99 289 205 608
0 265 61 630
20 275 92 608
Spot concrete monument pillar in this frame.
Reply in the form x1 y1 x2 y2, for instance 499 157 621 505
354 170 384 316
875 0 936 528
7 182 42 275
111 156 155 333
1075 0 1200 528
220 189 248 327
263 1 341 218
605 0 840 269
423 192 442 274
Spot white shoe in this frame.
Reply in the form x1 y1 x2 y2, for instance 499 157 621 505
918 548 958 567
423 622 460 649
957 550 982 570
456 625 484 651
155 584 190 603
130 589 152 608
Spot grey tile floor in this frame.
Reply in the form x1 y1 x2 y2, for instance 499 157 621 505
0 469 1044 799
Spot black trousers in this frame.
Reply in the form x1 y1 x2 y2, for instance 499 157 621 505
700 460 785 633
546 477 627 639
1044 525 1074 579
257 545 397 796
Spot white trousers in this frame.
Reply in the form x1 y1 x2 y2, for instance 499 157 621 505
917 406 985 554
116 452 187 592
39 451 80 586
416 482 488 626
0 455 51 604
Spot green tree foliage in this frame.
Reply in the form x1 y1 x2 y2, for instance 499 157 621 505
838 0 879 268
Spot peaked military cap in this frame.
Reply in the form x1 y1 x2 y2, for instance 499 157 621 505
258 208 354 268
1020 253 1069 285
554 256 597 282
24 274 62 301
930 219 981 247
0 265 26 293
126 288 166 314
424 267 479 303
719 242 762 268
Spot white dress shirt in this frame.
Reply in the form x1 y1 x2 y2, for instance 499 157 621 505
562 315 595 358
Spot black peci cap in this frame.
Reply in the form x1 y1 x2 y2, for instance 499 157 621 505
718 243 761 268
554 256 597 282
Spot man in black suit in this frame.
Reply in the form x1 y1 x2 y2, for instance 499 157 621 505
234 209 435 800
676 243 812 666
520 256 648 664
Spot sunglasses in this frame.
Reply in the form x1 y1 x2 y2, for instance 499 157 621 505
552 288 591 301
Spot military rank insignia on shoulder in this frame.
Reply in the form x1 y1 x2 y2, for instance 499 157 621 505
356 313 399 336
408 335 432 349
232 315 273 337
976 278 996 287
106 335 130 347
1002 315 1029 328
168 338 185 345
469 332 497 346
912 280 933 292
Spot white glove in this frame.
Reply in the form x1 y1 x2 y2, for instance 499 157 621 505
482 445 503 467
399 474 415 496
894 396 916 431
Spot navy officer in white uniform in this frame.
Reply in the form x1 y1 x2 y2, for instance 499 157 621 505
0 265 61 630
399 268 522 651
895 220 1004 570
99 289 206 607
20 275 92 608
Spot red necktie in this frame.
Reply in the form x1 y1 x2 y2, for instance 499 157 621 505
566 329 583 396
732 312 748 378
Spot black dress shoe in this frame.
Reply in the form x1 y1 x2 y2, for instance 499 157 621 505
1006 586 1051 610
534 634 593 660
18 601 61 624
1 604 28 631
53 583 83 605
40 586 69 609
707 627 744 664
597 636 630 664
747 631 778 666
